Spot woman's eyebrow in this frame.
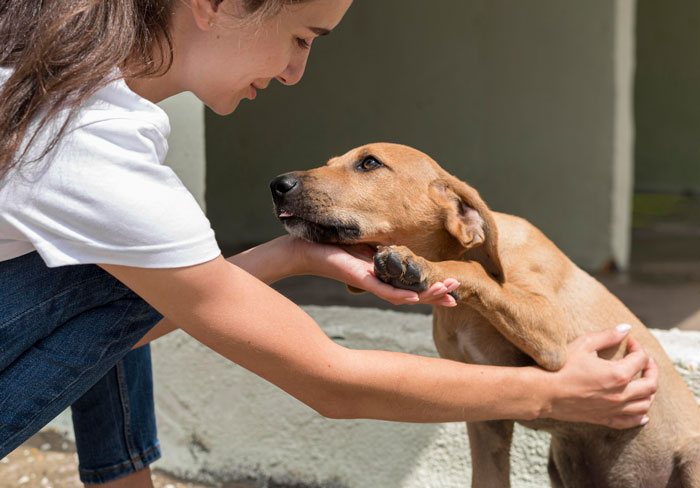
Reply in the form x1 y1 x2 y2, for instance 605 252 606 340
309 27 331 36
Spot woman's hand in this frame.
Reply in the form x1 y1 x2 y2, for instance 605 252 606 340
289 236 459 307
542 324 658 429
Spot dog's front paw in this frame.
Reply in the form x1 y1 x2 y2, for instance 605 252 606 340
374 245 429 293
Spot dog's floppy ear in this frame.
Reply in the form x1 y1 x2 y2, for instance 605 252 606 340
429 176 505 282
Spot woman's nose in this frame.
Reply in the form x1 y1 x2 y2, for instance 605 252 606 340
276 51 309 86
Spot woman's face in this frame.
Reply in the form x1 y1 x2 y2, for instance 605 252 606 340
178 0 353 115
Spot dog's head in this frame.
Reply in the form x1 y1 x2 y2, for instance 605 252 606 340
270 143 504 281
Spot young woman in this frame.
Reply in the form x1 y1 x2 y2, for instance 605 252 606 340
0 1 657 487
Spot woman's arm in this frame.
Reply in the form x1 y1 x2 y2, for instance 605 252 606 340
133 235 457 348
228 235 460 306
104 254 656 428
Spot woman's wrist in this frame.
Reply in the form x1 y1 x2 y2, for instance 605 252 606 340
227 235 309 284
528 367 555 420
279 235 316 277
280 236 348 281
512 366 552 421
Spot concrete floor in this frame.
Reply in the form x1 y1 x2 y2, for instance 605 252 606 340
0 430 211 488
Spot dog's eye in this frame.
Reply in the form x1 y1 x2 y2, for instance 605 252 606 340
358 156 383 172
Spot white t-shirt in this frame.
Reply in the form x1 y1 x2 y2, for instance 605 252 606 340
0 69 221 268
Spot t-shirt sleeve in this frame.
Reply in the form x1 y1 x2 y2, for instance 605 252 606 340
4 118 221 268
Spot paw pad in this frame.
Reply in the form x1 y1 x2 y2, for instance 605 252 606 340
374 247 427 293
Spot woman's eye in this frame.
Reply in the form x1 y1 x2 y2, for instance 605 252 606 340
359 157 383 171
296 37 311 50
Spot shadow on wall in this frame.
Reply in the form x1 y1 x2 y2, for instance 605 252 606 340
206 0 623 271
635 0 700 196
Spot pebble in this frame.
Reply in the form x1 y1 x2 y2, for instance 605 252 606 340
40 442 52 451
18 475 30 484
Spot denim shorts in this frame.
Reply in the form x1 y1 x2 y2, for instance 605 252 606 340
0 251 163 484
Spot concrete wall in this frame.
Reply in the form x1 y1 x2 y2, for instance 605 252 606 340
206 0 636 269
158 92 207 209
635 0 700 194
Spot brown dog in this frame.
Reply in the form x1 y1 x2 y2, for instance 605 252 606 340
270 143 700 488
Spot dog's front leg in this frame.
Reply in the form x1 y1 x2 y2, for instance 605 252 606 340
374 245 568 371
467 420 514 488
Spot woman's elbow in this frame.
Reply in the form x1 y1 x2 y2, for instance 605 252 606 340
308 391 360 420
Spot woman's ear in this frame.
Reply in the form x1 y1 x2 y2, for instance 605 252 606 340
429 177 505 282
190 0 220 31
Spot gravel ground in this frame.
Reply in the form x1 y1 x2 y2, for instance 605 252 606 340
0 429 212 488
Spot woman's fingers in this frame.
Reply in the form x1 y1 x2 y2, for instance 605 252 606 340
418 280 459 306
619 397 654 417
357 267 459 307
611 356 650 388
359 277 419 305
550 327 660 428
606 338 655 392
319 242 460 307
619 357 658 402
607 414 650 430
575 323 633 353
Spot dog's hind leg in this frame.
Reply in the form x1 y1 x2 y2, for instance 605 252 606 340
678 436 700 487
467 420 514 488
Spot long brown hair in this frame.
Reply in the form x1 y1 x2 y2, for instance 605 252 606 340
0 0 306 178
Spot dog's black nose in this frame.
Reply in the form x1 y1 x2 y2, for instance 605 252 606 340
270 174 299 196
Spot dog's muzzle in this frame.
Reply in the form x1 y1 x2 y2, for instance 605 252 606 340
269 172 361 244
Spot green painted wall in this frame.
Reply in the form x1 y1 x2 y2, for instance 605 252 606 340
635 0 700 194
206 1 629 270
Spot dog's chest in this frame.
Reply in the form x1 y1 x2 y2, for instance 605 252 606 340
433 307 530 367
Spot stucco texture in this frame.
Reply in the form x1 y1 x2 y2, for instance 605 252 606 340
144 306 700 488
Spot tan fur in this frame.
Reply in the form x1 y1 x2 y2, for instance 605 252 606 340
271 143 700 487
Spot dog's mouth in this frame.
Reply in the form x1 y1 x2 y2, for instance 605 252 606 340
276 208 362 244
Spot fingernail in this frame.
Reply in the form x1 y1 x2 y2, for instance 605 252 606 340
616 323 632 333
446 281 460 292
430 286 447 297
640 416 650 425
404 296 420 302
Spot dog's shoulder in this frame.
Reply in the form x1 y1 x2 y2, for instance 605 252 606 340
492 211 574 283
492 212 533 245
